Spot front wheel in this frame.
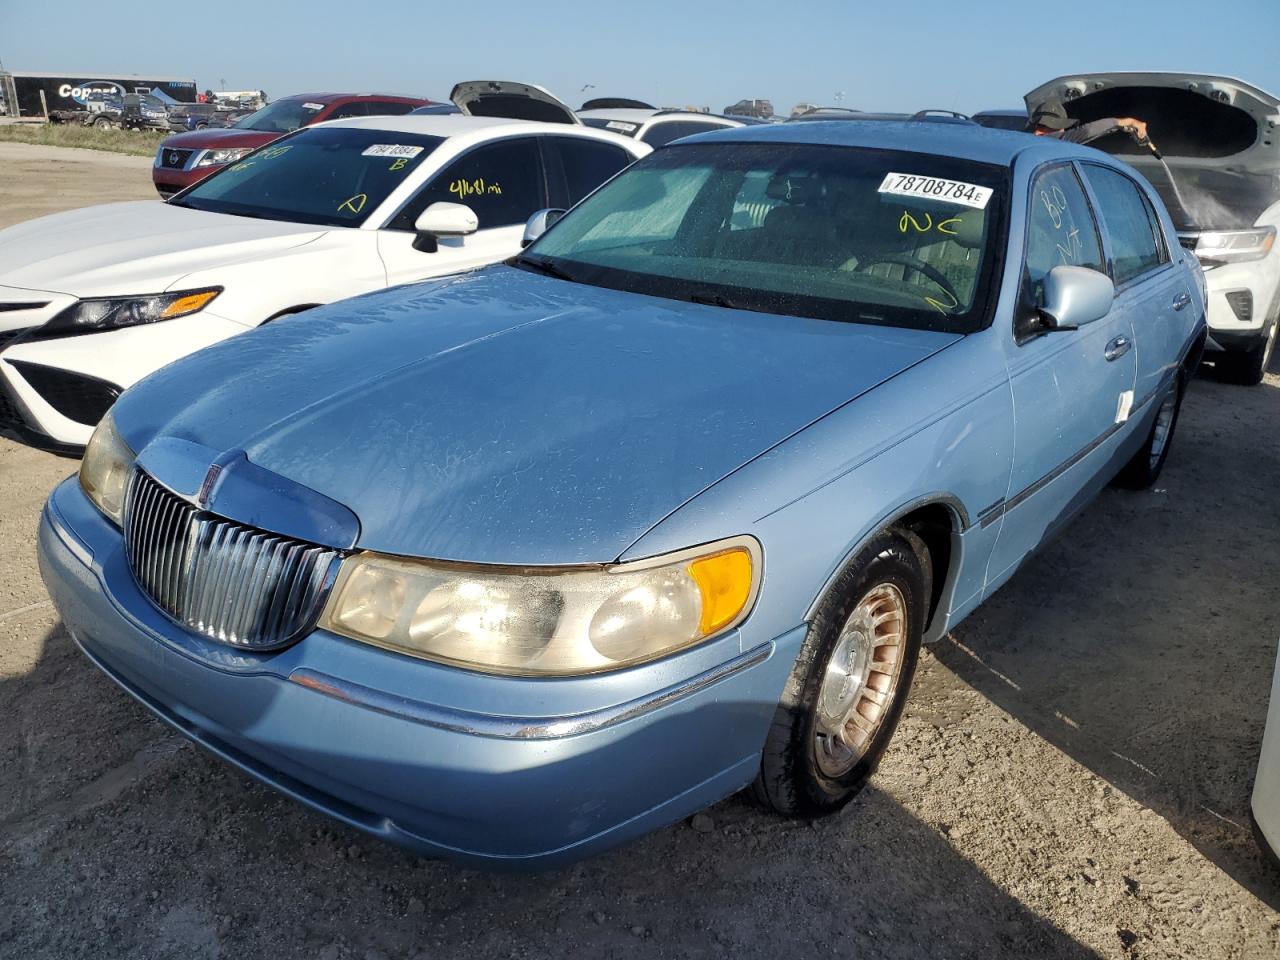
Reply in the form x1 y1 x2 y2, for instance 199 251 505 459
1217 320 1277 386
753 527 928 817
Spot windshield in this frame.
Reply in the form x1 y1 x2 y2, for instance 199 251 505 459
581 117 641 137
234 98 326 133
172 128 444 227
525 142 1007 333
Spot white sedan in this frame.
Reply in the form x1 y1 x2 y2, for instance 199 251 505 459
0 82 648 450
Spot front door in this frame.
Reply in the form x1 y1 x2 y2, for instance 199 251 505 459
376 137 549 286
985 162 1137 591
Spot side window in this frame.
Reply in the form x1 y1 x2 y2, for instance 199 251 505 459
326 102 368 120
547 137 632 206
389 138 546 231
366 100 416 117
1024 164 1105 301
639 120 725 148
1081 165 1167 285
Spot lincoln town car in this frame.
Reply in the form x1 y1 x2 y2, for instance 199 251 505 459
39 121 1206 866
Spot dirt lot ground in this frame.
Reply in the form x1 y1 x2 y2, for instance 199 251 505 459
0 141 1277 959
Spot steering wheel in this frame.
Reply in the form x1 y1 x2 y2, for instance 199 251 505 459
851 253 961 307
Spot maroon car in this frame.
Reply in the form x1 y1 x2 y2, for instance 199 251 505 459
151 93 432 197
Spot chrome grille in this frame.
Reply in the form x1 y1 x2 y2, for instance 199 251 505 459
123 469 340 650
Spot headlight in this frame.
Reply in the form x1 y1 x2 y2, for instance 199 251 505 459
79 412 135 526
196 147 252 167
319 537 761 676
40 288 221 338
1194 227 1276 265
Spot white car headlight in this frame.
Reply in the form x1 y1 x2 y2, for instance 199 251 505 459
319 537 761 676
79 413 135 526
196 147 252 167
1194 227 1276 265
38 288 221 339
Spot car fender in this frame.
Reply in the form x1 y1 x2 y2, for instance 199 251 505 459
622 331 1016 653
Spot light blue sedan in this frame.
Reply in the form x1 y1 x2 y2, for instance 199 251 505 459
39 121 1206 867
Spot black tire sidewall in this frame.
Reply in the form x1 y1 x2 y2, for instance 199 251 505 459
784 529 927 814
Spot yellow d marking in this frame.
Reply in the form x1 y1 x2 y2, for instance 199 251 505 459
338 194 368 214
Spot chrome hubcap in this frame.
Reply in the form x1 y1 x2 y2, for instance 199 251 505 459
1149 394 1176 469
813 583 907 778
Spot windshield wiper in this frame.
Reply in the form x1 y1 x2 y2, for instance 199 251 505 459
689 292 773 315
511 255 579 284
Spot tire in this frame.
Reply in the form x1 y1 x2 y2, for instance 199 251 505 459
92 115 114 129
752 527 929 817
1216 320 1277 386
1113 376 1184 489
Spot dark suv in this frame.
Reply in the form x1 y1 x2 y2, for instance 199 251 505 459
151 92 432 197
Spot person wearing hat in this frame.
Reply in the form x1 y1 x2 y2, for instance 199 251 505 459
1030 98 1152 149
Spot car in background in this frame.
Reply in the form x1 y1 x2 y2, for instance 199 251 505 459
788 109 974 126
151 92 432 198
972 108 1028 132
38 121 1204 867
578 106 746 148
0 82 648 450
724 98 774 119
166 102 224 132
83 92 171 131
1026 73 1280 383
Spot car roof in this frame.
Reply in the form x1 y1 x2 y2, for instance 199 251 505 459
312 113 643 146
277 92 428 104
578 108 658 122
682 119 1099 167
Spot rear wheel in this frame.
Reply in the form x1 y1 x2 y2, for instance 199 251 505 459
753 527 927 817
1114 377 1183 489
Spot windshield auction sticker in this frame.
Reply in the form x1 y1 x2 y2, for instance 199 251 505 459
361 144 425 159
878 173 993 209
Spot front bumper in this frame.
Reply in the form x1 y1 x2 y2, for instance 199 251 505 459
38 477 801 868
152 164 216 198
1201 257 1280 353
0 311 250 448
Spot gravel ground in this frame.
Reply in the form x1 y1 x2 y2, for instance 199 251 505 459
0 141 1277 960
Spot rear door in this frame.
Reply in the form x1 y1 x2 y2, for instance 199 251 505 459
1078 161 1190 406
376 136 550 285
985 161 1137 590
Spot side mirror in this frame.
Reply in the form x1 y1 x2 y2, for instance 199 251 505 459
413 202 478 252
522 208 566 248
1039 265 1115 331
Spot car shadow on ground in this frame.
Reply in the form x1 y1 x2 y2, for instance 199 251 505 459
933 371 1280 910
0 621 1103 960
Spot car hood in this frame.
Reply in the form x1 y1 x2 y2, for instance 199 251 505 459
451 80 581 125
1025 72 1280 173
0 201 326 297
159 128 278 150
114 267 961 565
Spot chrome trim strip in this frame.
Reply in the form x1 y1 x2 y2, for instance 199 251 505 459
288 640 775 741
979 387 1159 530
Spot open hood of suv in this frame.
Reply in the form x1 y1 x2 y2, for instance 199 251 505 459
1025 73 1280 173
450 80 580 125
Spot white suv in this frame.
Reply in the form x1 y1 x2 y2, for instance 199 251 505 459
1027 72 1280 383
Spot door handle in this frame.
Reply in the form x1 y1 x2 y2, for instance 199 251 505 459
1172 292 1192 311
1104 335 1132 361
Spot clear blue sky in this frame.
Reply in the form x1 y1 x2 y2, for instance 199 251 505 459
3 0 1277 114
